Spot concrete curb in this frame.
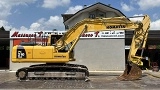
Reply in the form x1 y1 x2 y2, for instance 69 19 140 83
89 71 123 76
143 70 160 78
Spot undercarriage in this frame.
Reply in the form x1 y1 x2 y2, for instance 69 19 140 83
16 63 90 82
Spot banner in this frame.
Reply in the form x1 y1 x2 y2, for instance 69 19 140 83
10 30 125 39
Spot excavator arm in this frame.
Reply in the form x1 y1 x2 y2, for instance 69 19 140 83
52 15 150 81
55 17 137 52
54 15 150 65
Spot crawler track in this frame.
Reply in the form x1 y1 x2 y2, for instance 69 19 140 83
16 63 89 81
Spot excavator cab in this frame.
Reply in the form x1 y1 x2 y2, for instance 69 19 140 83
50 35 62 46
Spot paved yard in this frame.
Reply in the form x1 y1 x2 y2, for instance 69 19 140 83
0 71 160 89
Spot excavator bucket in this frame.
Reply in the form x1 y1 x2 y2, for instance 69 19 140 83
117 63 142 81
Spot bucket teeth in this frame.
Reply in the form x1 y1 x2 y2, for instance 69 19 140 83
117 63 142 81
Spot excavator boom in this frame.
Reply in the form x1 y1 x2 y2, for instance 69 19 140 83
55 15 150 65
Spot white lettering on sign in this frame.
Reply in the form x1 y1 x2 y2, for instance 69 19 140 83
10 30 125 39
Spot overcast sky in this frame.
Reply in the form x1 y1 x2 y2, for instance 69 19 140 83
0 0 160 31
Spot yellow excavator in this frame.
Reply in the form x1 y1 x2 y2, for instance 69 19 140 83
11 14 150 81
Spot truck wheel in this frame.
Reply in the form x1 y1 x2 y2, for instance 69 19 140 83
17 69 28 80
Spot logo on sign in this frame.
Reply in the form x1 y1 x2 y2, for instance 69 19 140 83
106 25 126 29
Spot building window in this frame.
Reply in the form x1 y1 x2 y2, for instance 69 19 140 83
65 25 69 30
99 14 104 17
89 14 95 19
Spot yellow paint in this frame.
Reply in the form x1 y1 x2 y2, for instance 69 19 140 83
33 46 53 59
12 58 69 63
24 46 33 58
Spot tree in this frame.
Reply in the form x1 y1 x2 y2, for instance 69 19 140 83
0 26 5 31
